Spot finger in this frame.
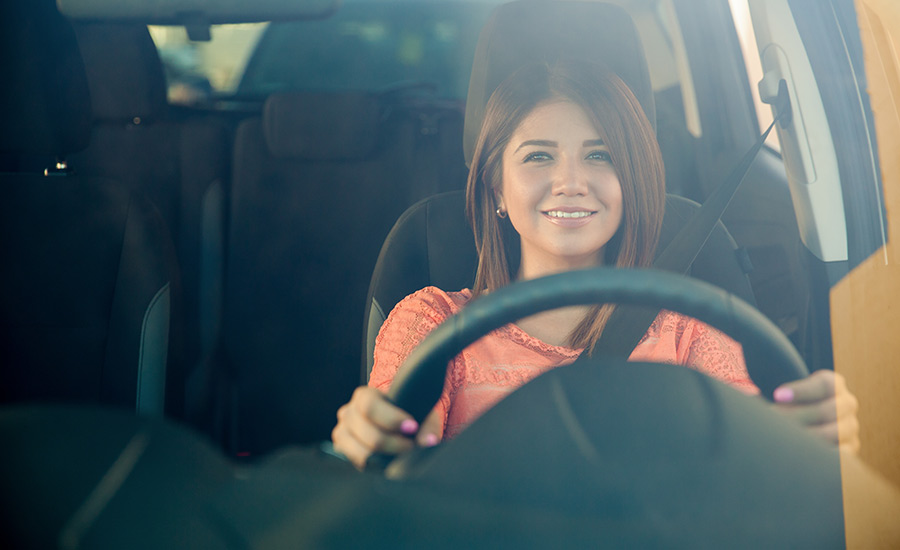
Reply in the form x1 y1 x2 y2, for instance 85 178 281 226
773 370 834 405
840 437 861 455
812 420 859 452
834 381 859 421
336 402 348 422
837 414 860 449
808 422 840 446
772 396 837 426
332 423 374 470
416 408 444 447
351 386 417 434
345 409 416 456
833 371 849 392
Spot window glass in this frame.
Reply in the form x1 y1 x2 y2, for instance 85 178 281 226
236 1 498 100
655 0 703 139
148 23 267 105
728 0 781 151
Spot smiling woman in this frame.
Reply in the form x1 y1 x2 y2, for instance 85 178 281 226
332 61 766 468
468 64 664 350
498 102 625 277
5 0 900 545
331 58 863 472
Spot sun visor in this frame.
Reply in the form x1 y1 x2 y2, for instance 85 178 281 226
57 0 338 24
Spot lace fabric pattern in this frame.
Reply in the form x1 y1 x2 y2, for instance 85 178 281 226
369 286 759 441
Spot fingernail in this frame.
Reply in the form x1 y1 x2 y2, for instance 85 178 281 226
423 433 439 447
773 387 794 403
400 419 419 435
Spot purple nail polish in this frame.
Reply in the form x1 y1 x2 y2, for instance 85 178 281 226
773 387 794 403
400 419 418 435
424 433 439 447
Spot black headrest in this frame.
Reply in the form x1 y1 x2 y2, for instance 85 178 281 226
0 1 92 156
463 0 655 166
73 23 169 122
263 92 381 161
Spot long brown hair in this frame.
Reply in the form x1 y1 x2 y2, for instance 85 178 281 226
465 60 665 352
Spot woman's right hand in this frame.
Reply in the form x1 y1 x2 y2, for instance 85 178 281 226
332 386 441 470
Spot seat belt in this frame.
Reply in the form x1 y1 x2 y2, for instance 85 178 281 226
589 80 792 359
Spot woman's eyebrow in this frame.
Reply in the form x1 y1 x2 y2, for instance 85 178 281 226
513 138 606 153
514 139 557 153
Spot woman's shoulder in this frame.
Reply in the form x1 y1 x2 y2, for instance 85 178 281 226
650 309 695 333
392 286 473 321
374 286 474 363
648 309 741 351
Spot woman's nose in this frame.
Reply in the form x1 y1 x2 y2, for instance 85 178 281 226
551 158 589 196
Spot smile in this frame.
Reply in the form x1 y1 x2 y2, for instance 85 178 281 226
543 210 596 219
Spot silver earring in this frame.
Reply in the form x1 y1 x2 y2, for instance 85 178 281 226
496 207 507 219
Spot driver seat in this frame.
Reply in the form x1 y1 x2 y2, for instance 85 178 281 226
362 0 755 379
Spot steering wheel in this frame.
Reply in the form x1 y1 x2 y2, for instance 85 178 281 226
386 267 809 425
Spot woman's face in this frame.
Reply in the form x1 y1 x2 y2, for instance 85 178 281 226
498 100 623 279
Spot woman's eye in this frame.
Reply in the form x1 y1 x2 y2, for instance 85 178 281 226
523 151 552 163
587 150 612 162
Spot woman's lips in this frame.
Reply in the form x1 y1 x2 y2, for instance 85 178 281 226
542 208 597 227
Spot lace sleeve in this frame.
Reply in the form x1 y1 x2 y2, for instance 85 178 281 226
368 287 458 426
680 317 760 395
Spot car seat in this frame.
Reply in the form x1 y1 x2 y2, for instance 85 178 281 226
0 0 178 416
69 22 234 418
363 0 756 378
217 86 469 454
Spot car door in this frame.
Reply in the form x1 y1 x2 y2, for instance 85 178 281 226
745 0 900 496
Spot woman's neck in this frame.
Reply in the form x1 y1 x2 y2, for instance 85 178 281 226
514 306 590 348
512 261 598 348
516 252 603 282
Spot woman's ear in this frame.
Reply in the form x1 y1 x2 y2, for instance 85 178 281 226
494 191 505 211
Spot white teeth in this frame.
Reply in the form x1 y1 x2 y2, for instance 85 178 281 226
545 210 593 218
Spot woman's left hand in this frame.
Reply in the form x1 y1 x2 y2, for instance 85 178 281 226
770 369 860 453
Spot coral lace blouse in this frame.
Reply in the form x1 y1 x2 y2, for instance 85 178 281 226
369 286 759 441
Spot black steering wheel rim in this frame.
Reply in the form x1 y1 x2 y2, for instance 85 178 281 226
387 267 809 423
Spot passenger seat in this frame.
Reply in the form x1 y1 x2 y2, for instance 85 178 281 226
0 1 178 415
70 22 234 419
220 91 465 454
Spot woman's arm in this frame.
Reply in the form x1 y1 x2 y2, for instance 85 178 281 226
332 287 458 468
679 315 860 452
332 386 441 469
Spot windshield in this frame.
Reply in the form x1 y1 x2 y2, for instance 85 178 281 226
236 1 498 100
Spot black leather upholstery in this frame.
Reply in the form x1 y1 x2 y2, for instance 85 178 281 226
263 92 382 161
0 0 177 416
69 22 235 417
0 1 92 157
73 23 170 122
223 90 467 454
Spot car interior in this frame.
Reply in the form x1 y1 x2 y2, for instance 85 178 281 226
2 0 900 546
1 0 807 455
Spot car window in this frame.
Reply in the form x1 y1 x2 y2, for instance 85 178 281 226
236 0 499 100
148 23 267 105
728 0 780 151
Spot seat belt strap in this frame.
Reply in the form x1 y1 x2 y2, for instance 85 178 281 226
589 81 791 358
